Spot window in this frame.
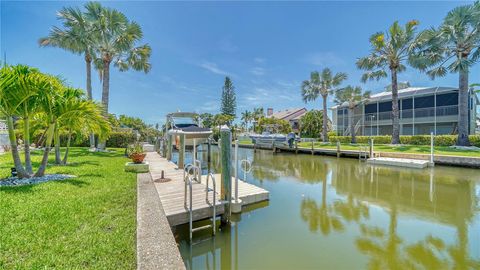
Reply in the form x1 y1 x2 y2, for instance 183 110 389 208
415 95 434 109
436 92 458 106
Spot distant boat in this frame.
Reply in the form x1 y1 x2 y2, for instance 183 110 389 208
250 132 296 148
166 112 212 149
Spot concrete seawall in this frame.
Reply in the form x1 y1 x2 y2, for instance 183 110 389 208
232 143 480 168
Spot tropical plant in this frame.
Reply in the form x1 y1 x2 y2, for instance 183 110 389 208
357 20 419 144
199 113 214 128
384 81 410 92
213 114 235 127
85 1 151 149
299 110 326 138
301 68 347 142
220 76 236 119
334 86 371 144
52 88 110 164
241 110 252 131
409 2 480 146
254 117 292 134
39 5 97 149
0 65 62 178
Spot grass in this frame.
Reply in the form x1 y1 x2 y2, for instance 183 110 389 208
297 142 480 157
0 148 137 269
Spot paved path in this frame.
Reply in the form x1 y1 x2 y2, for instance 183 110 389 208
136 172 185 270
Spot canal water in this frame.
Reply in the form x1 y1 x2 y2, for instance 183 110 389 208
173 147 480 269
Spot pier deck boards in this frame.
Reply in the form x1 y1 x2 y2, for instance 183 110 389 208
146 152 269 226
367 157 430 169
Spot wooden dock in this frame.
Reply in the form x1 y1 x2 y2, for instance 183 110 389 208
146 152 269 226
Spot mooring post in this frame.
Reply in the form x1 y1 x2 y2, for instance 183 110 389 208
220 125 232 224
369 138 374 158
336 141 341 158
311 140 314 155
232 139 243 213
166 134 172 161
178 134 185 169
430 132 434 166
207 138 211 174
295 139 298 154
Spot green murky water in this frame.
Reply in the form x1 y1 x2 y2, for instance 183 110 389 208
174 147 480 270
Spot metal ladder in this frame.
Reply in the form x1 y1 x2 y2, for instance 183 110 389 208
184 166 217 242
359 145 368 160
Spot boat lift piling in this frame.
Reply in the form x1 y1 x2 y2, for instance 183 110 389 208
178 134 185 169
232 140 243 213
166 134 173 161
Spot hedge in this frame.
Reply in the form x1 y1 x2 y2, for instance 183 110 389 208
329 135 480 147
32 131 137 148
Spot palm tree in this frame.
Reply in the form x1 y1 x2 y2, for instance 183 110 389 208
409 3 480 146
85 2 151 149
357 20 419 144
0 65 62 178
334 86 371 144
241 110 252 131
55 88 110 164
301 69 347 142
39 6 97 149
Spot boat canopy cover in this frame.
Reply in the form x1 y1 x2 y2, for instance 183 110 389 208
166 112 198 118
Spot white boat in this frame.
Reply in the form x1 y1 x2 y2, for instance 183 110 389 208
166 112 212 149
250 132 295 148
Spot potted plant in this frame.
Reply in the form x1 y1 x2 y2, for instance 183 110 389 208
127 143 146 163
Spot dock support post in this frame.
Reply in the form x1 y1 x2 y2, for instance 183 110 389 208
295 140 298 154
336 141 341 158
369 138 374 158
166 134 172 161
232 140 242 213
311 140 314 155
429 132 435 166
220 125 232 224
178 134 185 169
207 138 211 174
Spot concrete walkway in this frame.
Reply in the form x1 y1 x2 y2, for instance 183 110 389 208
137 172 185 270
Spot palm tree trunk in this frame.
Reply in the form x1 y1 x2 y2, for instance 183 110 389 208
349 107 356 144
34 122 55 177
85 55 95 149
391 68 400 144
6 116 29 178
322 95 328 142
23 114 33 174
98 59 111 150
457 68 470 146
62 132 71 165
54 126 62 164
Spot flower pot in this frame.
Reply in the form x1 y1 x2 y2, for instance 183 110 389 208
130 153 146 164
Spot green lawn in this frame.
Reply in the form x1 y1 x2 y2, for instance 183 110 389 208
297 142 480 157
0 148 137 269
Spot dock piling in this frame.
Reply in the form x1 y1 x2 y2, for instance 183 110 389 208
167 134 172 161
178 134 185 169
220 125 232 224
336 141 341 158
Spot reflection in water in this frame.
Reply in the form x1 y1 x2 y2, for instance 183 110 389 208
175 148 480 269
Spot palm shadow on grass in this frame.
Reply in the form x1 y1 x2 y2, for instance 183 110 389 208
0 178 89 193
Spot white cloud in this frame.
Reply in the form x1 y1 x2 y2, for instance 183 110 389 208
254 57 266 64
199 61 232 76
305 52 345 67
250 67 266 76
159 75 199 92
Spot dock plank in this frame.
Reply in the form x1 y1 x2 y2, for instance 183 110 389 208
145 152 269 226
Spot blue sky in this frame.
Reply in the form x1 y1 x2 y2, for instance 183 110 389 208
1 1 478 125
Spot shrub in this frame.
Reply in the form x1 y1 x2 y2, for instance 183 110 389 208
329 134 480 146
106 132 136 148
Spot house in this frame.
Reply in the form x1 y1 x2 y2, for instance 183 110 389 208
331 86 478 136
267 108 307 133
